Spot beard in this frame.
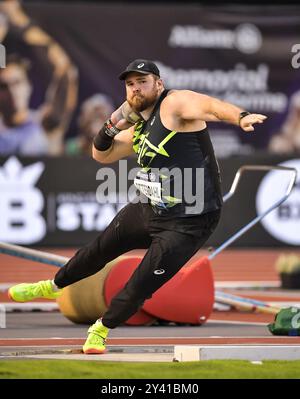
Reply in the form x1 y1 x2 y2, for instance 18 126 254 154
127 84 159 113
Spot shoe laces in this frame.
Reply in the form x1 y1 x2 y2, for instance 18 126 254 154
32 280 52 297
87 333 106 346
87 325 107 343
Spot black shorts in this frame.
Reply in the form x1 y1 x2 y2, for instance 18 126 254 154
55 202 221 328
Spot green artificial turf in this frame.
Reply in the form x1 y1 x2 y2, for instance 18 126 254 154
1 359 300 379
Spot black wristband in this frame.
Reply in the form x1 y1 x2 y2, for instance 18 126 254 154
105 119 121 138
93 126 114 151
93 119 120 151
239 111 251 126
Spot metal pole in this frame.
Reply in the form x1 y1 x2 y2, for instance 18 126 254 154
208 165 297 260
0 241 68 267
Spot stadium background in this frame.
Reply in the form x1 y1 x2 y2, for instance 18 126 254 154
0 1 299 249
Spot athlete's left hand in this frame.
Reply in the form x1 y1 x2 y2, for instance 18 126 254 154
240 114 267 132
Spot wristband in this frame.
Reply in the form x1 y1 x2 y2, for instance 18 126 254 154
93 119 120 151
105 119 121 138
239 111 251 126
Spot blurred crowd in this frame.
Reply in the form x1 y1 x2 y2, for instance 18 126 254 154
0 0 115 157
0 0 299 158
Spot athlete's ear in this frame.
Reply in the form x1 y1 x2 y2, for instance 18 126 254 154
156 78 164 89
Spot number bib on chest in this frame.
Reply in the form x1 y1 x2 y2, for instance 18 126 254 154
134 171 162 204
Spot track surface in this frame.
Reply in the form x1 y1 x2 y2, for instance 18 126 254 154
1 248 300 360
1 248 296 283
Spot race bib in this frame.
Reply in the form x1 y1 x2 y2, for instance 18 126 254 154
134 177 162 203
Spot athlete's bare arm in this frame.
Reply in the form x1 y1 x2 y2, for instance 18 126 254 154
92 101 141 164
92 126 135 164
164 90 267 132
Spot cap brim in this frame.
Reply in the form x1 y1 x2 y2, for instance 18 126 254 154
118 69 150 80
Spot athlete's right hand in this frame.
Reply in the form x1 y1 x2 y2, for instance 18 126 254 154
111 101 142 131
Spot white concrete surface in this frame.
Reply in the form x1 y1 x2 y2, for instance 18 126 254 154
174 345 300 361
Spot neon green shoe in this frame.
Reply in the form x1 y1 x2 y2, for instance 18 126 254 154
83 320 109 354
8 280 62 302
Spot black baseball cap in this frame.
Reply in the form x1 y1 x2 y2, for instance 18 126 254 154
119 59 160 80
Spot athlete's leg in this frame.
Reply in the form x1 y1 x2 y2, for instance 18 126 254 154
9 202 152 302
83 229 202 354
54 202 151 287
102 210 221 328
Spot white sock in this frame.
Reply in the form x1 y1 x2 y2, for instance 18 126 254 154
96 318 109 331
51 280 62 292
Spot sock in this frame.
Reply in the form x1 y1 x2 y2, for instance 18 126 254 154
51 280 62 292
96 318 109 332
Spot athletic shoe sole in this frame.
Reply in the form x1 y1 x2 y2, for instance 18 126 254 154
83 348 106 354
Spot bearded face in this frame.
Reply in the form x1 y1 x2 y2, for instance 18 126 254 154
126 74 161 113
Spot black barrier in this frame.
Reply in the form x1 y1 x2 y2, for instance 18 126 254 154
0 154 299 247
